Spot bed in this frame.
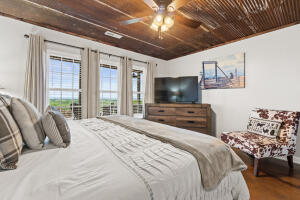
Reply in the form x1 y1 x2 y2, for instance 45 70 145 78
0 117 250 200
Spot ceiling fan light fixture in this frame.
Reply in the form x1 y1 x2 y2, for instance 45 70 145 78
154 14 164 26
167 5 175 12
164 16 174 28
150 23 159 31
161 24 168 32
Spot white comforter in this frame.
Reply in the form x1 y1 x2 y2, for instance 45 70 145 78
0 119 249 200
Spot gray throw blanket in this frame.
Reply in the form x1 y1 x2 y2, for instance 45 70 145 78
99 115 247 190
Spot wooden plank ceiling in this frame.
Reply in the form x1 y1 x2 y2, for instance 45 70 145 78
0 0 299 60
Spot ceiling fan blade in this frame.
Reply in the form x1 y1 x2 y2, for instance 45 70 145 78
168 0 193 11
120 16 152 25
143 0 159 10
175 14 201 29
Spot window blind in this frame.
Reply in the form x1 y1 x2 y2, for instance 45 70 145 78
99 64 118 116
132 69 144 118
48 56 82 119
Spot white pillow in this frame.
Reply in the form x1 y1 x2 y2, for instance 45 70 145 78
247 117 281 138
42 107 71 148
10 98 45 149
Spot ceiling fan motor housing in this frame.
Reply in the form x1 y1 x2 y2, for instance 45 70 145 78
155 0 173 7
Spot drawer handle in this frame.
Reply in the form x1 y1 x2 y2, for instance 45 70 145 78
187 121 195 124
158 110 165 112
187 111 194 114
158 119 165 122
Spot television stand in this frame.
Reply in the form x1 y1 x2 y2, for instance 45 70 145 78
145 103 211 135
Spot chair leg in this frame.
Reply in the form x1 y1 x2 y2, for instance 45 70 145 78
246 154 255 166
253 158 259 177
287 155 294 168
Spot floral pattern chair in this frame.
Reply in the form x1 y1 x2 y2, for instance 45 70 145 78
221 108 300 176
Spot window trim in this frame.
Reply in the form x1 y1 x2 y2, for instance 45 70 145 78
99 64 118 116
132 66 145 117
46 50 81 106
47 53 82 119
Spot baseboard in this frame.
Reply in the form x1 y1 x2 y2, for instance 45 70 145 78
295 156 300 164
276 156 300 164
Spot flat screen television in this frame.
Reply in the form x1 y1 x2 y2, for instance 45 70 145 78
155 76 199 103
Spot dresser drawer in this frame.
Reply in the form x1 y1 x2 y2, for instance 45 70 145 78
148 107 176 116
176 117 207 128
176 107 207 117
148 115 176 126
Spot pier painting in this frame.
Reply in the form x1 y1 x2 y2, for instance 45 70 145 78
200 53 245 90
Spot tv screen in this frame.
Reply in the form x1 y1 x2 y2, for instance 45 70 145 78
155 76 198 103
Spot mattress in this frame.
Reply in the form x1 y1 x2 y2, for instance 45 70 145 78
0 118 250 200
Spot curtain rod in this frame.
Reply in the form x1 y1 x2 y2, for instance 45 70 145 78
24 34 150 65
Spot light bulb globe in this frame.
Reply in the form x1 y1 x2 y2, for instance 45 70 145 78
164 16 174 28
154 14 163 26
150 23 159 31
161 24 168 32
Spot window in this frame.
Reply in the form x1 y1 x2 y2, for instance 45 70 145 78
132 69 144 118
48 56 82 119
99 64 118 116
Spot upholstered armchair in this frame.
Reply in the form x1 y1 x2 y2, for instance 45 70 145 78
221 108 300 176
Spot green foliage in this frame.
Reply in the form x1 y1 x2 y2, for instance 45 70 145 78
50 99 75 108
50 99 143 109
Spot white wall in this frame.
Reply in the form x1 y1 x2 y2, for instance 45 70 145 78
157 24 300 159
0 16 167 97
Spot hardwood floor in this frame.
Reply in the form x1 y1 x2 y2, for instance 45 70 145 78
235 149 300 200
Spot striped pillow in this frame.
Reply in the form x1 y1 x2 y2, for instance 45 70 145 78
0 105 23 170
10 98 45 149
42 108 71 148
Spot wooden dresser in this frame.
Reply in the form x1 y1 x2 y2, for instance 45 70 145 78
145 103 211 135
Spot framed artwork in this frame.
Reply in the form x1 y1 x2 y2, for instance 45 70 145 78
200 52 245 90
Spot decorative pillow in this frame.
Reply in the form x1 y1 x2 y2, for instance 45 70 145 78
46 105 58 112
10 98 45 149
0 105 23 170
247 117 281 137
42 107 71 148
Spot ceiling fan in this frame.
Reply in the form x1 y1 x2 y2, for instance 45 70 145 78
119 0 201 39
